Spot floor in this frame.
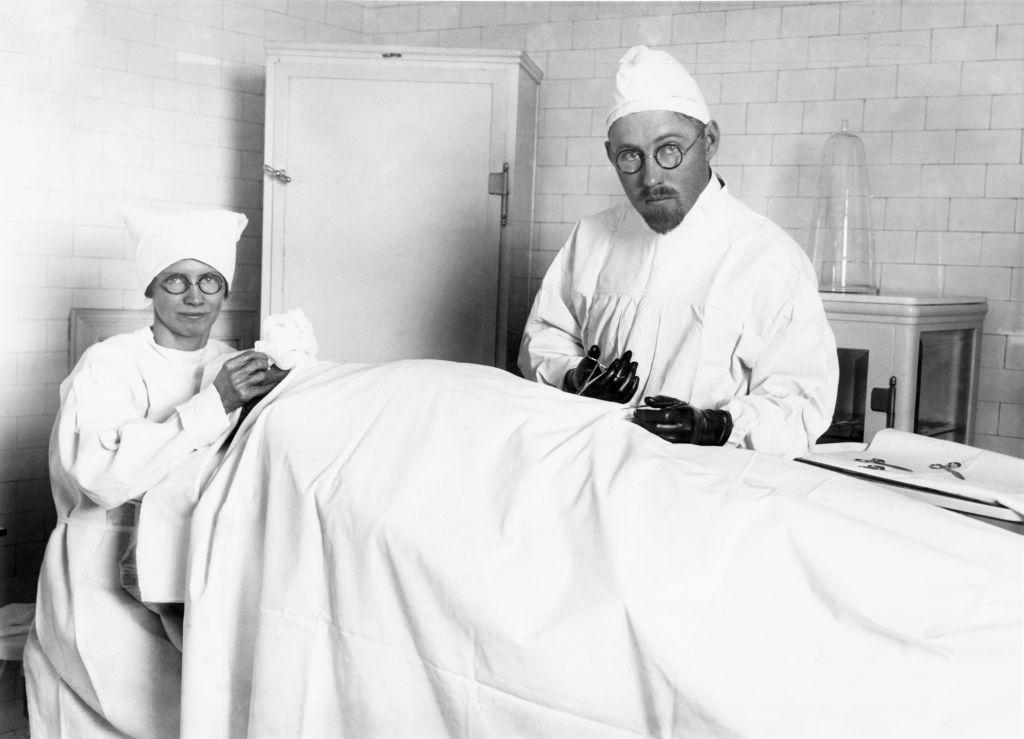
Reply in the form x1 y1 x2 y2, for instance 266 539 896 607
0 664 28 737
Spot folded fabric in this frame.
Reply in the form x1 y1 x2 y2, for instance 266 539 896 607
254 308 319 369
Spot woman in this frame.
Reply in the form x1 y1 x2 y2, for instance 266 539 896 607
24 208 286 737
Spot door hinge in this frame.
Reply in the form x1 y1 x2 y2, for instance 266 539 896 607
263 165 292 183
488 163 509 227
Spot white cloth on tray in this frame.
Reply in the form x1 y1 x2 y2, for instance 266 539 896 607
800 428 1024 514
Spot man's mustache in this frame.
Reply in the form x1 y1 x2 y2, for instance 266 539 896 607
641 186 678 201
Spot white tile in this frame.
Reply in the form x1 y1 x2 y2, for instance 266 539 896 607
715 134 773 166
945 265 1013 300
998 403 1024 438
802 100 865 134
868 164 921 198
526 22 573 51
879 263 944 295
672 10 725 44
965 1 1024 27
537 137 567 166
105 4 156 44
541 107 592 136
980 233 1024 267
915 231 981 265
721 71 778 104
536 165 589 194
891 131 955 164
948 198 1017 232
986 164 1024 198
977 368 1023 404
985 299 1024 334
586 165 621 196
869 30 931 64
963 61 1024 95
546 49 595 79
751 37 809 67
810 33 869 66
896 62 961 97
882 197 948 230
864 97 925 131
840 1 900 34
1006 335 1024 370
572 18 621 49
224 2 268 37
980 333 1008 369
920 164 986 197
724 6 780 42
563 193 613 221
746 102 803 134
459 2 505 28
506 2 551 25
696 40 752 73
997 23 1024 60
482 24 527 50
565 137 605 166
620 15 673 48
955 130 1021 164
925 95 991 130
781 3 838 37
741 165 800 196
569 77 612 108
777 69 835 102
975 400 999 434
900 0 965 30
931 26 996 62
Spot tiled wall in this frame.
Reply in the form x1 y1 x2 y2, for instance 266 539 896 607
1 0 1022 601
364 0 1023 457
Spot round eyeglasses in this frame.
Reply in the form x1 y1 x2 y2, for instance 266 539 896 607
158 272 225 295
613 136 702 175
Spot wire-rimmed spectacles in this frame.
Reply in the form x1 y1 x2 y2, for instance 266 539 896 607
158 273 225 295
613 135 703 175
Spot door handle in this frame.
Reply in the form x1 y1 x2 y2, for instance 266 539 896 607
869 375 897 429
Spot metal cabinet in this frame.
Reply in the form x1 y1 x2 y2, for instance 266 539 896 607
819 294 987 445
261 44 541 368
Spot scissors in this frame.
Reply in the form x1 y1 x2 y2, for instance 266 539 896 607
855 457 912 472
929 461 965 480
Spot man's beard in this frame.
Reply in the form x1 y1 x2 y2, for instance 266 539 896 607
635 187 685 234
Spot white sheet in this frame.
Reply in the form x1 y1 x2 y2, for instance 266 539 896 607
179 360 1023 738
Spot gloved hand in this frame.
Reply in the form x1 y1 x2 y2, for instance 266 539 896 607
563 345 639 404
631 395 733 446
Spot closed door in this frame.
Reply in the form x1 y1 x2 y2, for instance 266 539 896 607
264 59 509 365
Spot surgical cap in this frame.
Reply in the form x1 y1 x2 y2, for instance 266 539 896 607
605 45 710 130
125 208 248 292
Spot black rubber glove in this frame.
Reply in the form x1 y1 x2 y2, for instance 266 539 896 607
631 395 733 446
563 345 639 404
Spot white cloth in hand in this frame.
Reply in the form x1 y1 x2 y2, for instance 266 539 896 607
254 308 319 369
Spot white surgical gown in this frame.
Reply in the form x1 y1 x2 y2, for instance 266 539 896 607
24 327 235 738
519 175 838 457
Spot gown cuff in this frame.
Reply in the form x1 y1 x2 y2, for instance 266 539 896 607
176 384 233 448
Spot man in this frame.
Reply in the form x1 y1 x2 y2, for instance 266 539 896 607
518 46 838 458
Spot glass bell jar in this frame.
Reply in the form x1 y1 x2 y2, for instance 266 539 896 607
809 121 879 294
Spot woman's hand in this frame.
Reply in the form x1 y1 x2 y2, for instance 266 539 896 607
213 351 289 414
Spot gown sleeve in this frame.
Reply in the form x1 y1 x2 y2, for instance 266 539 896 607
55 348 234 511
517 224 587 387
721 275 839 458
